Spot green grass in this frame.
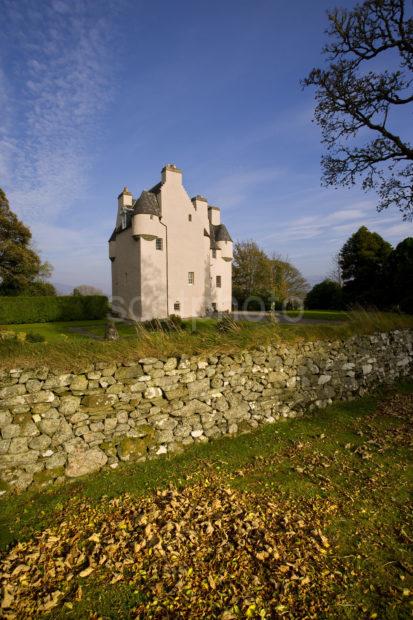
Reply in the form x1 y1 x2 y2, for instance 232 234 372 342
282 309 348 321
0 310 412 370
0 381 412 617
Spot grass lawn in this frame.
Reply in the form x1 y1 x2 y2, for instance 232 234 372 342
0 311 412 370
281 309 348 321
1 381 412 618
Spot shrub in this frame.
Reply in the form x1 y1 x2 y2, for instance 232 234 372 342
26 331 46 343
141 314 184 332
216 315 241 333
0 296 108 325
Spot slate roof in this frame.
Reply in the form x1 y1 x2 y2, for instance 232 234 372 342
110 184 232 249
133 191 161 217
214 224 232 243
148 182 163 195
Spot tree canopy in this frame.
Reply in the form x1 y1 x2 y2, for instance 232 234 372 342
339 225 393 306
304 0 413 220
385 236 413 311
270 257 309 306
305 279 344 310
0 188 55 296
232 241 273 305
232 241 308 309
73 285 105 296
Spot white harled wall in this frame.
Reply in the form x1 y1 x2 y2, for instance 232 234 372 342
110 165 232 320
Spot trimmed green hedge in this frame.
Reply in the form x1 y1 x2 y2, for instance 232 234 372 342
0 296 109 325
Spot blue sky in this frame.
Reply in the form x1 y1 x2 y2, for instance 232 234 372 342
0 0 412 293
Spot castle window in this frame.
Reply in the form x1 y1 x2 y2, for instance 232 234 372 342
216 275 222 288
212 249 216 259
174 301 181 311
188 214 192 222
188 271 195 285
156 238 163 250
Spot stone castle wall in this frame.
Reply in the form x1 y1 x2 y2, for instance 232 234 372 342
1 330 412 493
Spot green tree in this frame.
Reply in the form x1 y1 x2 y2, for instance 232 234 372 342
386 237 413 312
305 279 343 310
232 242 308 310
339 226 392 307
304 0 413 220
232 241 272 307
270 257 309 307
73 285 104 296
0 188 56 296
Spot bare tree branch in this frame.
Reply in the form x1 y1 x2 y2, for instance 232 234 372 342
303 0 413 220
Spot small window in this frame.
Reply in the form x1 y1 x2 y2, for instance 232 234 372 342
216 275 222 288
188 214 192 222
212 249 216 259
150 215 154 220
174 301 180 311
188 271 195 285
156 238 163 250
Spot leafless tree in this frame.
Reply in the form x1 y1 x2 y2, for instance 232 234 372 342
304 0 413 220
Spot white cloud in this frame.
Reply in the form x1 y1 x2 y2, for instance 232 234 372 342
0 0 114 224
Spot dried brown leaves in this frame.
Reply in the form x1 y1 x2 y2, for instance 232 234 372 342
0 481 341 619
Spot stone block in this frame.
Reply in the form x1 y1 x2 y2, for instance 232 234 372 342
8 437 28 454
1 424 20 439
59 396 81 415
117 436 154 461
66 448 107 477
29 434 51 451
38 419 60 436
114 365 144 380
70 376 88 391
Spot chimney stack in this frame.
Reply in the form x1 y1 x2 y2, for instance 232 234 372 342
161 164 182 185
208 205 221 225
118 186 133 209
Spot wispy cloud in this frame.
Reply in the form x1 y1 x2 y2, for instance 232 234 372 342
209 166 285 208
0 0 115 222
261 202 412 245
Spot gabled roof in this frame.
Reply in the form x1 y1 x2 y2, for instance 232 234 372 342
133 191 161 217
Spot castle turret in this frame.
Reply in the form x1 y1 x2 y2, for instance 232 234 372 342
132 191 162 240
214 224 233 261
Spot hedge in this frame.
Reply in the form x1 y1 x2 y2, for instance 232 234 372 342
0 296 109 325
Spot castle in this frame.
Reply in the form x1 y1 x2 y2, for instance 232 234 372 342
109 164 233 321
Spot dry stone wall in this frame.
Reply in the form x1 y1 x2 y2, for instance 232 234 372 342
0 330 412 493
